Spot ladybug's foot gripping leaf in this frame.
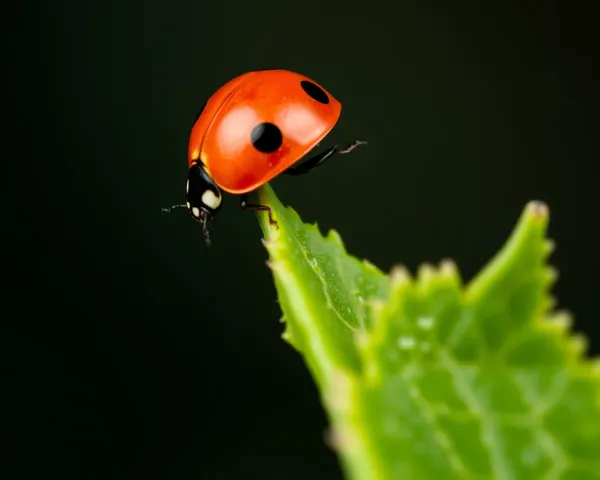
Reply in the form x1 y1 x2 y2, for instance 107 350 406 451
240 194 279 229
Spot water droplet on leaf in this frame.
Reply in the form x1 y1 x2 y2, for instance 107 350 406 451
398 336 416 350
417 316 434 330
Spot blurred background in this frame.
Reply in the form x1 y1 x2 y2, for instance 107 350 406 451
5 1 598 478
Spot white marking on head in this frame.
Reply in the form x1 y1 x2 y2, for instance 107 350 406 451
202 189 222 209
186 201 191 209
192 207 201 218
186 180 189 193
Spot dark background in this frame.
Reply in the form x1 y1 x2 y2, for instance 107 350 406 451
6 1 598 479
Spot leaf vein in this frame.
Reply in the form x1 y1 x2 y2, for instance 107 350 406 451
442 352 513 480
291 233 357 332
404 366 470 477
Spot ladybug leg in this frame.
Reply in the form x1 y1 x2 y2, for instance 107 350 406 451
284 140 367 176
240 194 279 229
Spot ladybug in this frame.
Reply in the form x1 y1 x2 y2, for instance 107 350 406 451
164 69 366 246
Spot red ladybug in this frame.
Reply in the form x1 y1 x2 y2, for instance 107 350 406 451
164 69 365 245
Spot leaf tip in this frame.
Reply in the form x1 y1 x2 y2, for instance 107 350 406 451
389 265 411 286
281 327 293 342
418 262 436 277
439 258 462 284
567 332 589 359
416 263 438 292
439 258 457 272
545 266 559 284
526 200 550 221
326 228 345 248
544 239 556 255
545 310 573 332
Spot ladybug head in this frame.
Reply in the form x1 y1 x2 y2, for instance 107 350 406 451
186 162 223 244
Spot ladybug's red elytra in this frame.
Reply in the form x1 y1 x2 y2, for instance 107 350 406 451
164 69 366 246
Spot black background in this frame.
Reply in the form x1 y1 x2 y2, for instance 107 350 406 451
6 1 599 479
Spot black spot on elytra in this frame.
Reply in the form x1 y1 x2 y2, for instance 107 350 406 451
250 122 283 153
300 80 329 104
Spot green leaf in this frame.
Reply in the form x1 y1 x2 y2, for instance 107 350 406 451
256 184 600 480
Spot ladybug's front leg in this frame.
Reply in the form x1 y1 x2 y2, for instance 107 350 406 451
284 140 367 176
240 194 279 229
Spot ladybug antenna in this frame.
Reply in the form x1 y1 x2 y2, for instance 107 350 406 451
161 204 187 213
